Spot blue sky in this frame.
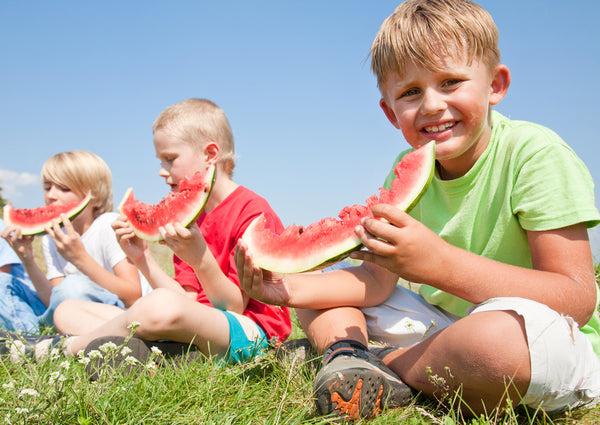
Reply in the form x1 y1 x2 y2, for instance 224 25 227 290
1 1 599 257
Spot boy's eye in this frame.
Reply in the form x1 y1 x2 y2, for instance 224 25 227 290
443 79 462 88
400 87 420 98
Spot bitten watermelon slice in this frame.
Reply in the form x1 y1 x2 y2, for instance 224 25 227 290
3 191 93 236
118 165 216 241
243 141 436 273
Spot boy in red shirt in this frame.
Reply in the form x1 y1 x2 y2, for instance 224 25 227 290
54 98 291 363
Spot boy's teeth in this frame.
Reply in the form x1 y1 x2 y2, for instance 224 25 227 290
425 122 454 133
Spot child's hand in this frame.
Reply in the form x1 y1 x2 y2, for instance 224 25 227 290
235 239 291 306
45 215 86 264
0 225 35 262
350 204 449 284
159 222 208 267
112 216 148 263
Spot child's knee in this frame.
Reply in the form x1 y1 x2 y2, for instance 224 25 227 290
127 289 185 331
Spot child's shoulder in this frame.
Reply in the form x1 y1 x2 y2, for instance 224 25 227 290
92 211 119 225
492 111 568 152
87 211 119 234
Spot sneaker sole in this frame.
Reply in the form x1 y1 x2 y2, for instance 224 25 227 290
314 362 412 419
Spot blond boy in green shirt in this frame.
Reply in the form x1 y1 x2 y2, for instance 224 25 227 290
236 0 600 420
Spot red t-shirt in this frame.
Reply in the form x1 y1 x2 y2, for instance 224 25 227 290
173 186 291 343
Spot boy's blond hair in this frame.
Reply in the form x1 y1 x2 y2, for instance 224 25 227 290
41 150 114 218
370 0 500 91
152 98 236 177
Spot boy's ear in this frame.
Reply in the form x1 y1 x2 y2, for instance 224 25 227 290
489 64 511 105
203 141 220 165
379 98 401 129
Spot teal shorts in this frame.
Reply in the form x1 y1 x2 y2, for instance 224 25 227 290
221 310 268 364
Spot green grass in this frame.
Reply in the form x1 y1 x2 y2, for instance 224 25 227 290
1 312 600 424
8 240 600 423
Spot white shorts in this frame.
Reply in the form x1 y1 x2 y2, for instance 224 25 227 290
361 286 600 412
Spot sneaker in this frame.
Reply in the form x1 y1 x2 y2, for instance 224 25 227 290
313 348 413 420
274 338 321 373
83 335 202 380
275 338 317 363
0 331 66 362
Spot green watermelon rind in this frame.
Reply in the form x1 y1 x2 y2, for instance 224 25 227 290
243 141 436 273
3 191 93 236
118 165 216 242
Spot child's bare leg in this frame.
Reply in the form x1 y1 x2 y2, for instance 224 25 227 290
383 310 530 415
54 299 125 335
296 306 368 354
67 288 230 356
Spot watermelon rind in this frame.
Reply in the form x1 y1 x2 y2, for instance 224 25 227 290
118 165 216 241
3 191 93 236
243 141 436 273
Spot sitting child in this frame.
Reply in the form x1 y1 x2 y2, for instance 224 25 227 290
236 0 600 420
53 98 291 364
0 150 149 333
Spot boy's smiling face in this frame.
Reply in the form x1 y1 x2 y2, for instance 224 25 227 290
379 56 509 179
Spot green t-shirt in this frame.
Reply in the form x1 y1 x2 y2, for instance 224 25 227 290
384 111 600 355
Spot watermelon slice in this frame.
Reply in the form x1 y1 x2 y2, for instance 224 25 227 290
118 165 216 241
243 141 436 273
3 191 93 236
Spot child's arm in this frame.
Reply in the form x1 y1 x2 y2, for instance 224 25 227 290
160 222 248 314
111 217 192 297
235 239 400 310
1 226 54 305
47 216 142 307
351 204 597 327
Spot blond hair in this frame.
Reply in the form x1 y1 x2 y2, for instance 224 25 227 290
41 150 114 218
370 0 500 91
152 98 236 177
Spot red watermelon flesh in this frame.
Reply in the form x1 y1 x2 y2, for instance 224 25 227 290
118 165 216 241
242 141 435 273
3 191 92 236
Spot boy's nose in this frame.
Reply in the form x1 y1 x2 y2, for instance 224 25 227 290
421 89 446 114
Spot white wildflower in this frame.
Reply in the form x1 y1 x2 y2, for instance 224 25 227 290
87 350 103 359
19 388 39 397
76 349 86 358
124 356 139 365
2 381 14 389
99 341 118 353
49 371 61 384
127 321 141 331
145 361 157 370
50 347 61 360
120 346 132 356
15 408 29 415
150 346 163 355
59 360 70 370
78 357 91 366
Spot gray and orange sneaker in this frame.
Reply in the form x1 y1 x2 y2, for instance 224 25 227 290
313 343 412 420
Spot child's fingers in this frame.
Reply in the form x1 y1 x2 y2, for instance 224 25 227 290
111 217 129 231
371 204 413 227
173 223 192 238
355 224 396 258
60 214 75 234
236 241 261 293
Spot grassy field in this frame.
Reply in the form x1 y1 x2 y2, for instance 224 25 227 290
2 243 599 423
